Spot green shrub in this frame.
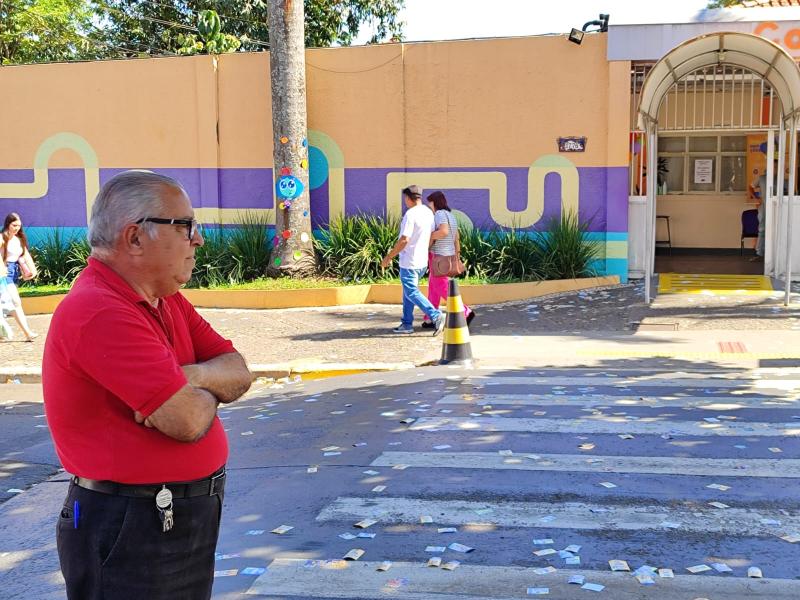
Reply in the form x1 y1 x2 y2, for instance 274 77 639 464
315 213 401 281
26 229 89 286
189 211 272 288
535 210 601 279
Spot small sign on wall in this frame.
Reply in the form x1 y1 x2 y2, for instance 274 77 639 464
694 158 713 184
558 137 587 152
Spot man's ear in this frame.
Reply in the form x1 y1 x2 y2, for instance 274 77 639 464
121 224 145 255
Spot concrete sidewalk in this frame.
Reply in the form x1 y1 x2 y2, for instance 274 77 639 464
3 282 800 380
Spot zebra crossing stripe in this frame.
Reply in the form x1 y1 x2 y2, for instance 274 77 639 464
248 558 800 599
409 416 800 437
437 393 796 409
463 376 800 390
316 497 800 536
371 451 800 478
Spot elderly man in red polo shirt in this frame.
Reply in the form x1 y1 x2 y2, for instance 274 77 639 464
43 171 252 599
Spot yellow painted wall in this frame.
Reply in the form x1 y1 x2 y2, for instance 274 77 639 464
0 35 617 170
656 193 755 248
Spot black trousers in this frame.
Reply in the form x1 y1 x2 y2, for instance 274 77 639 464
56 481 223 600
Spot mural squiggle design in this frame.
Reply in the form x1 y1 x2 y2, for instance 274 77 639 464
0 133 100 225
385 155 579 229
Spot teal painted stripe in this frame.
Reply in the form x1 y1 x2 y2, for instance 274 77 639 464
588 257 628 284
25 227 87 247
585 232 628 242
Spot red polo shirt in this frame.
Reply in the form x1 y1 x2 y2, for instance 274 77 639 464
43 258 235 484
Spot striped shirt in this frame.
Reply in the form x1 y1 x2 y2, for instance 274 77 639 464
431 210 457 256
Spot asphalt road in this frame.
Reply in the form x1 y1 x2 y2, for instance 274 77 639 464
3 365 800 599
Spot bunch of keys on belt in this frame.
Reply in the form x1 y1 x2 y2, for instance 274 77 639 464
156 486 174 532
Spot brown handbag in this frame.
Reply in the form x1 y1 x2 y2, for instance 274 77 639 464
431 253 465 278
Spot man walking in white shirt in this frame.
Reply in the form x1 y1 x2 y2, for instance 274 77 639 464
380 185 445 335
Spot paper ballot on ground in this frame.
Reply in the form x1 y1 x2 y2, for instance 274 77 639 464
441 561 460 571
711 562 733 573
526 588 549 595
448 543 474 553
687 564 712 573
354 519 377 529
748 567 763 578
376 561 392 571
533 567 557 575
271 525 293 534
609 560 630 572
581 583 605 592
568 575 585 585
343 549 365 561
427 557 442 567
533 548 557 557
658 568 674 578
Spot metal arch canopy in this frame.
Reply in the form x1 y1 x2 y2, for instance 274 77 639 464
635 31 800 306
637 31 800 129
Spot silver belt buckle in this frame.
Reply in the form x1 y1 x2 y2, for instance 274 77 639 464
209 469 225 495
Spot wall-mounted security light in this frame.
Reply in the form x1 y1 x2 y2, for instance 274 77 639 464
569 13 609 44
568 28 585 45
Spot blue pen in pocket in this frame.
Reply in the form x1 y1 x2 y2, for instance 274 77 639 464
73 500 80 529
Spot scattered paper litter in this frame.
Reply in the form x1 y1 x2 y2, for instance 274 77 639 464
214 569 238 577
636 574 655 585
618 434 634 440
425 546 446 553
357 532 376 539
427 557 442 567
609 560 630 572
433 445 452 450
568 574 585 585
708 501 729 509
240 567 266 576
441 561 460 571
526 588 549 595
448 542 474 553
323 452 341 457
581 583 605 592
748 567 763 578
270 525 293 535
371 485 386 492
245 530 265 536
712 562 733 573
533 566 557 575
376 561 392 572
419 515 433 524
599 482 617 489
321 446 339 452
780 533 800 543
565 556 581 565
658 568 674 578
687 564 712 574
533 538 554 545
354 519 377 529
706 484 730 491
363 470 379 475
565 544 581 553
392 464 409 470
339 533 357 540
343 549 365 561
578 443 595 450
533 548 557 557
769 447 783 453
438 527 457 534
307 466 318 473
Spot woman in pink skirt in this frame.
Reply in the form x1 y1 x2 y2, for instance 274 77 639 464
422 191 475 329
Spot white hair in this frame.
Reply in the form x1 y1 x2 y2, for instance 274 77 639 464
88 170 187 249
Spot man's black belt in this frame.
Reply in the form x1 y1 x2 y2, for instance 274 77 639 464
72 466 226 499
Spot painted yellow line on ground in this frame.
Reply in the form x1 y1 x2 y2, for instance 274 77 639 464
659 273 773 294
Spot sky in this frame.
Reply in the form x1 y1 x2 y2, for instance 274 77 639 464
357 0 713 44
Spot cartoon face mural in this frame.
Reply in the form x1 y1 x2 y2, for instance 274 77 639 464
276 175 304 199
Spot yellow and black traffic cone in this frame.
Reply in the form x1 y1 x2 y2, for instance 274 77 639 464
440 278 473 365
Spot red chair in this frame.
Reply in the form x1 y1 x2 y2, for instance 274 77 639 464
741 209 759 254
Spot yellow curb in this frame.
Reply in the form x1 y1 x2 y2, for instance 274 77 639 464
21 276 619 314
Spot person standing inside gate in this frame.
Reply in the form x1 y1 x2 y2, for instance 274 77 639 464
380 185 445 335
43 171 253 599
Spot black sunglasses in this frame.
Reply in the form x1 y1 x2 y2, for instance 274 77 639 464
136 217 198 240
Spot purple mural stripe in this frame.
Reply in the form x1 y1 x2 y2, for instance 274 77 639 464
0 166 627 233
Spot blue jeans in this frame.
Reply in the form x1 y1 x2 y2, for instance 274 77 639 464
400 267 441 327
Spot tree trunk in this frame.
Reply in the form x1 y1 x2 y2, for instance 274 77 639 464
266 0 317 277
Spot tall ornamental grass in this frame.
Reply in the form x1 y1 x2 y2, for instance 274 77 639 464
26 229 90 286
189 211 272 288
315 213 401 281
